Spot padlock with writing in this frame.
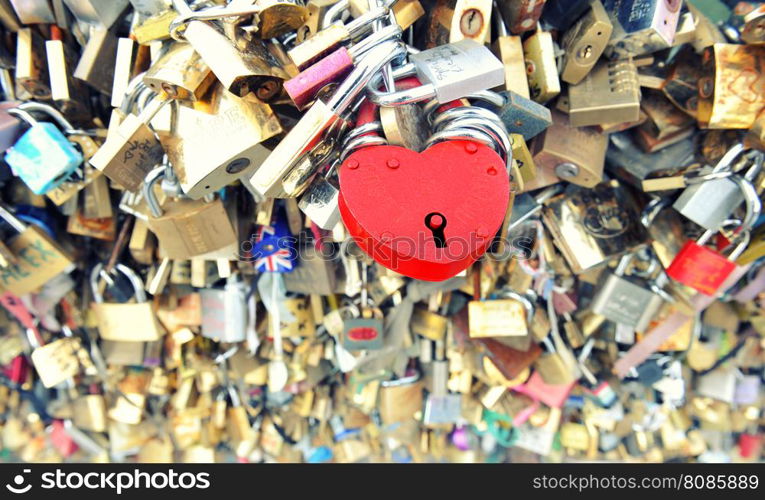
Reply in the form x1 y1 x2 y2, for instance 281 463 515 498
368 39 504 107
603 0 682 58
666 222 756 297
468 290 534 338
0 203 74 296
89 93 168 191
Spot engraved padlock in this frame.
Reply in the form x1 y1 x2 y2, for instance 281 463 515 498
367 39 504 106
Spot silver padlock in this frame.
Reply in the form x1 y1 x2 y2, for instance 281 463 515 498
200 273 248 343
673 144 763 231
298 159 340 230
590 253 665 332
367 39 505 106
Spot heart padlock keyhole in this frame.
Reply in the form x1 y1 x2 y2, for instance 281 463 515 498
425 212 448 248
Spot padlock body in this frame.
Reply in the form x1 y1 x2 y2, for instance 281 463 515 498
339 141 509 281
591 273 664 331
666 241 737 295
6 123 83 194
496 90 552 141
342 317 384 351
200 288 247 343
672 176 744 231
0 225 73 296
284 47 353 110
93 302 163 341
468 299 529 337
147 198 237 259
410 39 504 103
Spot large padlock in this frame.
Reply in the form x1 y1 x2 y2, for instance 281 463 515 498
157 83 284 200
339 139 509 281
0 204 74 296
143 166 238 259
590 253 665 332
90 262 163 342
5 103 83 195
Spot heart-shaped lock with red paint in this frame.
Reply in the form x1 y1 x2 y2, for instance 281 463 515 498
338 140 509 281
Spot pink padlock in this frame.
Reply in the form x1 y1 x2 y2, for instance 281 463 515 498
513 371 575 409
284 25 401 109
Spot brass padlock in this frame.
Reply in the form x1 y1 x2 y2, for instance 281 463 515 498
142 42 215 102
90 263 164 342
143 166 238 259
0 203 74 296
559 0 613 85
523 28 561 104
158 84 283 199
530 110 608 188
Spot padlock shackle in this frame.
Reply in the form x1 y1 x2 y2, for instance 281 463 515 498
711 142 746 174
322 0 351 29
17 102 76 133
143 166 166 218
348 24 402 60
499 289 535 326
90 262 148 304
0 203 27 233
326 40 406 115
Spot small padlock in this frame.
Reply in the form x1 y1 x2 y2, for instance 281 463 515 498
5 104 83 195
378 372 424 425
468 290 534 338
90 262 163 342
522 28 561 104
666 224 754 297
603 0 682 58
142 41 215 102
559 0 613 84
200 273 248 343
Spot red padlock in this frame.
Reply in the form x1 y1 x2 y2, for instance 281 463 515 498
666 227 751 296
339 140 509 281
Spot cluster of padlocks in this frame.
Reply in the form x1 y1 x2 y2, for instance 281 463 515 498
0 0 762 463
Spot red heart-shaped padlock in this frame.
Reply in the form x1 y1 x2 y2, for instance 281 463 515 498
339 141 509 281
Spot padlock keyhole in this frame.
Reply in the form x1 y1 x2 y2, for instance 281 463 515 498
425 212 447 248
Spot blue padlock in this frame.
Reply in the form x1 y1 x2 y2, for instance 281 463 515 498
4 103 83 195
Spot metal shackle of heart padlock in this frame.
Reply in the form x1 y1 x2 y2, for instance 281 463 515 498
338 39 513 281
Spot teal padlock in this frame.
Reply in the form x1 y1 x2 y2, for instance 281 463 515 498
5 103 83 195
